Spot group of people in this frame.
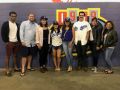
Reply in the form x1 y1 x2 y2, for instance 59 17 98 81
1 11 118 77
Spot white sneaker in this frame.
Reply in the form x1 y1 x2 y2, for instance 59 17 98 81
93 67 98 73
91 67 95 71
67 66 72 72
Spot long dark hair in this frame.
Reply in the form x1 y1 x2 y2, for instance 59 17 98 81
62 21 72 30
51 25 61 34
104 21 114 30
103 21 114 36
39 19 48 27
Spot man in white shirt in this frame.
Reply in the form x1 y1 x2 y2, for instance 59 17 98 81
73 11 93 71
1 11 21 76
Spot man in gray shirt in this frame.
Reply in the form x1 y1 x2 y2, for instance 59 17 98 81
20 13 38 76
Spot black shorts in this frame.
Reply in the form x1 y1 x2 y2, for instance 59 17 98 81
20 45 38 57
52 45 62 50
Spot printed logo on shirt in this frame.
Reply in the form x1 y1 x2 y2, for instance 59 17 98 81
74 27 78 31
80 25 87 30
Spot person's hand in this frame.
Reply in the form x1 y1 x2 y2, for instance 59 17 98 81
69 41 73 48
37 43 42 49
96 47 100 50
6 42 9 45
22 42 26 46
100 45 103 49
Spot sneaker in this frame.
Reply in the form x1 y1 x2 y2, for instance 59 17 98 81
67 66 72 72
83 67 88 72
93 67 98 73
91 68 95 71
43 67 48 71
40 68 45 73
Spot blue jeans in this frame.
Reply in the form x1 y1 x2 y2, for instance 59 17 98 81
105 47 115 70
62 41 73 66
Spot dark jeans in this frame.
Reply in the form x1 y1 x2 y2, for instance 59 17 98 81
88 41 99 67
76 41 87 68
38 42 49 67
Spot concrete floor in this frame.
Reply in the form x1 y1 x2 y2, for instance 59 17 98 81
0 68 120 90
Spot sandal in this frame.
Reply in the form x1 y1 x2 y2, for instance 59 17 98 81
14 69 20 72
105 70 114 74
6 71 12 77
104 70 108 72
20 72 25 77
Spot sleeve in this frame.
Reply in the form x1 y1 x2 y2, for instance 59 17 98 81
96 22 103 46
108 31 118 45
73 23 76 28
87 22 92 31
89 30 94 41
73 22 77 30
1 22 7 42
39 27 43 46
58 28 62 37
36 26 43 46
20 22 25 43
48 30 51 44
36 26 40 44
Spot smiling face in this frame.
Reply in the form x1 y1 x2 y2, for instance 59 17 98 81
53 24 59 29
91 19 97 26
28 13 35 22
41 19 47 26
65 21 70 26
79 12 85 21
106 22 113 30
9 13 17 22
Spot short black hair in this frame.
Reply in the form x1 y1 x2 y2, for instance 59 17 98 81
79 11 85 16
9 11 17 16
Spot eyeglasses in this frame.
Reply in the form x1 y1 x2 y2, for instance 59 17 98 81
11 16 17 17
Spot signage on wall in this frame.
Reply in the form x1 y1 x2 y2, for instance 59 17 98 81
56 8 107 24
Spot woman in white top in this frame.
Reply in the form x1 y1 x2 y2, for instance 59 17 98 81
50 21 62 71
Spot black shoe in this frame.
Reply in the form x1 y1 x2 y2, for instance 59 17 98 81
76 66 82 71
40 68 45 73
43 67 48 71
6 71 12 77
83 67 88 72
